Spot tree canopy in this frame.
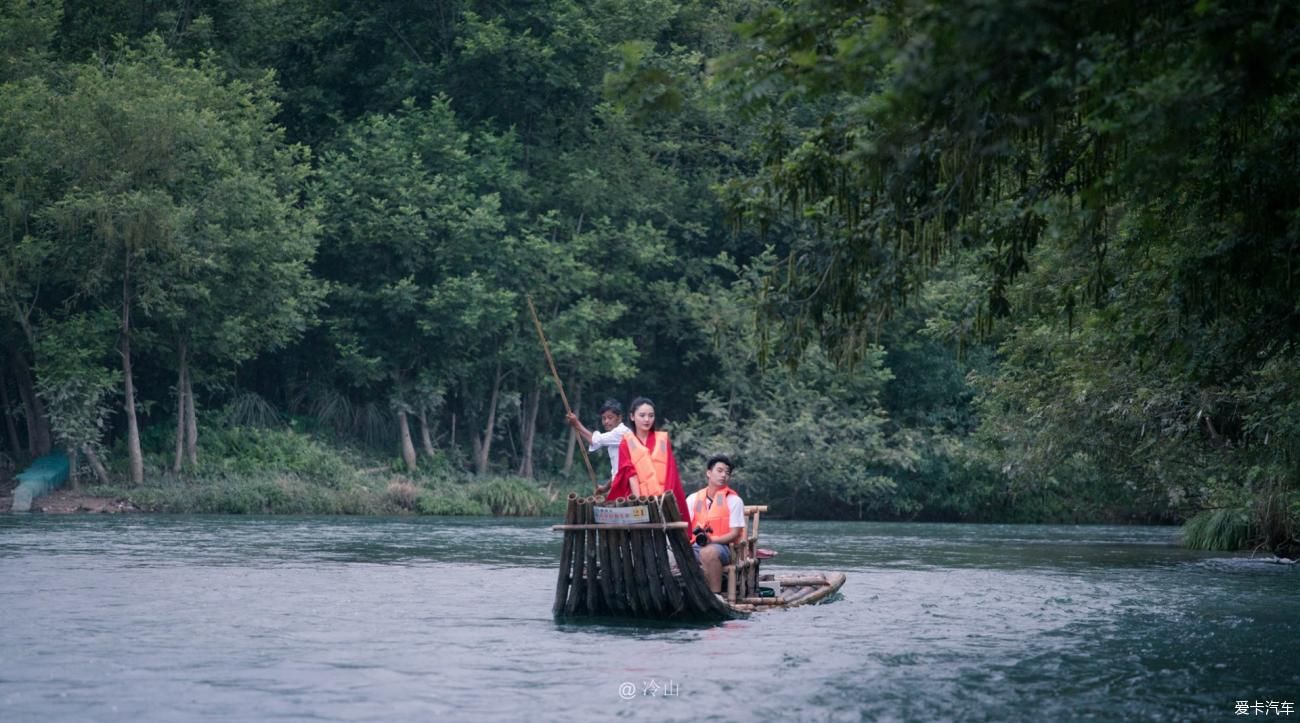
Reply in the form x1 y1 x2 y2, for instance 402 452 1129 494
1 0 1296 551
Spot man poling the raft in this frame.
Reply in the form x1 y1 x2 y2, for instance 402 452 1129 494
564 399 629 496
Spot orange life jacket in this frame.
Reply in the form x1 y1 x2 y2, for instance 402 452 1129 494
689 485 735 540
624 430 670 496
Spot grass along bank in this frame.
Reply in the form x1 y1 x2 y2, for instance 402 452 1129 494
80 425 572 516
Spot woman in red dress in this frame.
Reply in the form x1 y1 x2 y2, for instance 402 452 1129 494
606 397 690 522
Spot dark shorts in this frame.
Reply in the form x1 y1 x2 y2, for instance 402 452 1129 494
692 542 731 565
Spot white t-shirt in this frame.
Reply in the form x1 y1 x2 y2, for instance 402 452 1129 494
684 488 745 531
589 423 630 480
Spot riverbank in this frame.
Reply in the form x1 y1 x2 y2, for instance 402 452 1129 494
2 475 567 517
1 426 579 517
0 474 140 514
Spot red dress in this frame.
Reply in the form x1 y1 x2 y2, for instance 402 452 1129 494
607 430 690 522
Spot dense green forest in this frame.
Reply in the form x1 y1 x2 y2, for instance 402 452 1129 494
1 0 1296 553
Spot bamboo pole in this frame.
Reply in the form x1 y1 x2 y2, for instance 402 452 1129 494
564 499 589 615
626 524 654 613
655 498 687 613
525 294 598 494
584 502 600 614
552 494 579 615
633 499 666 614
605 498 630 615
660 493 728 617
772 576 832 587
625 500 657 614
791 573 846 607
616 500 643 615
595 514 620 614
551 522 688 531
646 497 685 613
596 500 629 615
737 596 788 606
782 586 817 604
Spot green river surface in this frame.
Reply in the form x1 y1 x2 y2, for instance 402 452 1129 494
1 515 1296 722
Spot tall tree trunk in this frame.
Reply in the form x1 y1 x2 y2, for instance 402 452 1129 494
121 268 144 486
397 408 417 472
184 367 197 467
173 343 187 474
517 385 541 479
418 407 437 459
474 362 503 475
82 445 111 486
563 384 580 475
66 446 79 491
11 350 51 456
0 364 23 462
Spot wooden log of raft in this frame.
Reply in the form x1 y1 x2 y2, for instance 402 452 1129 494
613 500 645 615
633 497 667 614
773 577 833 588
619 500 655 614
553 494 578 616
613 501 639 616
659 497 712 615
551 522 689 530
646 497 685 614
583 500 600 614
737 573 846 608
596 506 621 614
737 596 788 606
660 493 734 618
564 498 588 615
793 572 846 606
782 586 817 604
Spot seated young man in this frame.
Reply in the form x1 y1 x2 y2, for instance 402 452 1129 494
685 454 745 594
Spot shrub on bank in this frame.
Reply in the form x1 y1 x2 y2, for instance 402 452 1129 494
87 424 569 516
99 475 391 515
471 477 551 516
415 492 489 516
1181 507 1254 551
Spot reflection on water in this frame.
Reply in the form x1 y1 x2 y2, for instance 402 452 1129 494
0 515 1296 721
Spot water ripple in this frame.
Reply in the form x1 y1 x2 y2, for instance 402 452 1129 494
1 515 1297 721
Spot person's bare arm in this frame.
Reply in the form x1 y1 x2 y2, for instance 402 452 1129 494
709 528 741 545
564 413 594 445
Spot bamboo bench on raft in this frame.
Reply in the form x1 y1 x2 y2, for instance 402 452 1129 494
551 492 846 621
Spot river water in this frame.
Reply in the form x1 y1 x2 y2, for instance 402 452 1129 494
0 515 1296 722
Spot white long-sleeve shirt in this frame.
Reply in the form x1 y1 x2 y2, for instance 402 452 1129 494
588 423 631 480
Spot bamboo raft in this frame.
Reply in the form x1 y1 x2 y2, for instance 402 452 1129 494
552 493 846 621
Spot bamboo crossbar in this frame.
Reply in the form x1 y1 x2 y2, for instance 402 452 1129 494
551 522 689 531
772 576 831 587
737 596 787 606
